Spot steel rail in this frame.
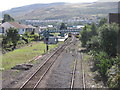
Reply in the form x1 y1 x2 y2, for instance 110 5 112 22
70 59 77 89
19 39 70 90
70 39 77 89
70 40 86 89
81 53 86 89
33 45 66 89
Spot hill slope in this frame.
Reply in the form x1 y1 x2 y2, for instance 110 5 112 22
2 2 118 20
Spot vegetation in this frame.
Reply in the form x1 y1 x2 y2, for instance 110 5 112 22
2 14 15 23
80 18 120 88
80 23 97 47
99 23 118 56
60 23 67 30
1 27 63 70
2 28 40 53
98 18 107 27
2 28 20 51
2 42 59 70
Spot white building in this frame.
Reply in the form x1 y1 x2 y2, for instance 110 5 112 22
44 36 58 44
1 22 36 34
76 25 85 29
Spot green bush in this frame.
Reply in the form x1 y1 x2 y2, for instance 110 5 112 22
93 52 113 77
80 25 92 47
22 32 40 42
80 18 119 88
17 40 26 45
107 65 120 88
87 36 101 53
21 36 29 43
33 34 39 41
99 23 119 56
107 56 120 88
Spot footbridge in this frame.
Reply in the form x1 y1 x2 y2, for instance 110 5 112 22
40 29 82 34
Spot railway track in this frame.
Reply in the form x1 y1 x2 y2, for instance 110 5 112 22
81 53 86 89
19 36 86 89
70 41 86 89
19 38 71 90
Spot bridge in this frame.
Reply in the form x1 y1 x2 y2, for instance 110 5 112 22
40 29 82 34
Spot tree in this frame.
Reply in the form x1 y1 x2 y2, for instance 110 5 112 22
91 22 97 36
6 28 20 50
60 23 67 30
99 23 119 56
98 18 107 27
80 25 92 47
87 36 101 53
2 14 15 23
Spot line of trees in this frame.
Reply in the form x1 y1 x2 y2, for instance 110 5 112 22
80 18 120 88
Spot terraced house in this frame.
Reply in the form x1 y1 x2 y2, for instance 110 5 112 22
1 22 36 34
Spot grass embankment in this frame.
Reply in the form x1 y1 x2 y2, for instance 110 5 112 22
2 41 62 70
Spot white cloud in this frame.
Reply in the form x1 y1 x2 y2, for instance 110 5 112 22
0 0 98 11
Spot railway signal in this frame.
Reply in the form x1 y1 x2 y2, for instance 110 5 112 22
46 37 49 52
43 30 50 52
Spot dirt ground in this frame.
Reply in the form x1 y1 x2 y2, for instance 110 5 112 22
36 39 77 88
2 44 61 88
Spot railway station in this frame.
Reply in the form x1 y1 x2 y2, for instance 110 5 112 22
1 0 120 89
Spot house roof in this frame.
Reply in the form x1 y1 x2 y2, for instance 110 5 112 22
27 25 36 28
9 22 26 28
21 24 29 28
1 22 35 29
9 22 36 29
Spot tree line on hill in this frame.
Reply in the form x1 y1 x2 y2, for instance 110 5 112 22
2 14 15 23
80 18 120 88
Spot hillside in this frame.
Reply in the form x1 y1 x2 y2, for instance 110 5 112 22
2 2 118 20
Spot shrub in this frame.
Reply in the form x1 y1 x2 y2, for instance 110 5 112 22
98 23 119 56
80 25 92 47
93 52 113 77
107 56 120 88
33 34 39 41
86 36 101 53
21 36 29 43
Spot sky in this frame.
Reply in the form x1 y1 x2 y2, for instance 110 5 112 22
0 0 98 11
